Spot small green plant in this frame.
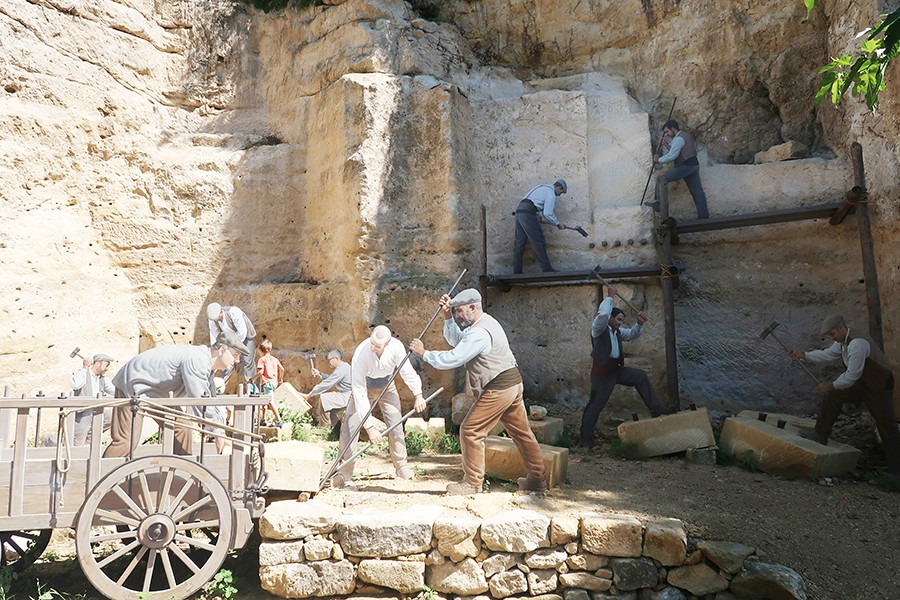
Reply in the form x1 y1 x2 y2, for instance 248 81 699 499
554 426 577 448
437 433 461 454
0 567 17 600
143 431 160 444
611 439 639 459
737 450 761 472
324 443 339 461
420 585 438 600
405 429 429 456
201 568 238 600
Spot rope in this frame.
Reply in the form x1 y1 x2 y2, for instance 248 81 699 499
660 265 677 279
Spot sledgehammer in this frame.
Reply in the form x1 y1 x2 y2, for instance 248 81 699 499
759 320 820 384
69 347 87 362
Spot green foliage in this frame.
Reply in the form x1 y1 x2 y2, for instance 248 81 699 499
143 431 160 444
554 426 577 449
202 568 238 600
611 439 639 460
405 429 430 456
437 433 461 454
324 443 338 461
716 443 760 472
420 585 439 600
0 567 16 600
237 0 323 12
279 407 317 442
807 1 900 112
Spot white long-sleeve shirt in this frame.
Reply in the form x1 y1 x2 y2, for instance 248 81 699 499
208 305 250 343
591 297 643 358
804 330 870 390
422 316 492 369
70 368 116 397
350 337 423 429
523 184 560 226
658 135 685 164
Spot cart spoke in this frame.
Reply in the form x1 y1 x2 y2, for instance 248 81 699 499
138 470 155 514
89 529 137 543
111 484 149 520
158 467 175 513
98 538 142 569
6 538 26 557
175 519 219 531
142 548 158 592
114 545 148 586
169 542 201 574
166 477 196 517
160 547 177 588
175 533 215 553
94 508 140 528
173 495 212 522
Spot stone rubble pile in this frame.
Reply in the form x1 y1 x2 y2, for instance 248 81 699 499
258 500 806 599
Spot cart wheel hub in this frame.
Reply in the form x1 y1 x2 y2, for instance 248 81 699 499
138 515 176 549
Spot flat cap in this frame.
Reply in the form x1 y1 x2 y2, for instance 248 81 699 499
92 353 114 363
554 178 567 193
819 314 846 335
216 331 250 356
449 288 482 307
206 302 222 321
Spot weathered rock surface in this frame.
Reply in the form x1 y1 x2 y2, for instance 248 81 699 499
609 557 658 591
729 562 807 600
489 568 529 598
259 560 356 598
259 499 343 540
480 509 551 552
581 514 643 558
427 557 490 595
335 507 439 557
667 563 730 596
357 559 425 594
642 518 687 566
433 514 482 562
696 540 755 574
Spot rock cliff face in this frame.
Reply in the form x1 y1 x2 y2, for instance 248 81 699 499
1 0 897 416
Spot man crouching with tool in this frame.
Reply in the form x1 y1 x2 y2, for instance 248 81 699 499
788 314 900 481
331 326 427 489
410 289 546 495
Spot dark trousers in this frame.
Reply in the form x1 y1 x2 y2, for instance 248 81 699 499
580 367 662 442
104 388 193 458
662 163 709 219
816 382 900 474
513 204 553 273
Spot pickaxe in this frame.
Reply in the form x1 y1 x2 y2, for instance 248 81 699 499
759 320 820 384
591 266 647 321
69 347 87 361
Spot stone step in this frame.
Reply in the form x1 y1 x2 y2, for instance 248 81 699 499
616 408 716 458
719 416 861 478
483 435 568 488
264 440 324 492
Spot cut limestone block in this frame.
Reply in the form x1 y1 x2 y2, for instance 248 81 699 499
405 417 445 444
273 382 312 415
259 422 293 442
736 411 815 430
719 416 860 478
491 417 563 445
616 408 715 458
264 440 324 492
483 436 568 488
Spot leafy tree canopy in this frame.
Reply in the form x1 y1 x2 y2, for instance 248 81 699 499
806 0 900 112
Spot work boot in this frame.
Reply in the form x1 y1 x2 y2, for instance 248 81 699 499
446 482 481 496
517 476 547 494
577 438 597 450
330 473 348 489
798 428 828 445
396 466 415 480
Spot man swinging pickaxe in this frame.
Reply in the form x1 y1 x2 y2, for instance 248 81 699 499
759 320 820 385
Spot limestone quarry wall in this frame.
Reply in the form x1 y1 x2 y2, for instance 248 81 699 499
1 0 898 418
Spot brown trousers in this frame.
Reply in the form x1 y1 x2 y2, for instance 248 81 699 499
103 389 193 458
460 382 545 487
817 381 900 474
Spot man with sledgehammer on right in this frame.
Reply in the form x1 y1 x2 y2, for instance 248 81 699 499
788 314 900 482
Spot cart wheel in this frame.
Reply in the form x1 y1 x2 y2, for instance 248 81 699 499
76 456 234 600
0 529 51 572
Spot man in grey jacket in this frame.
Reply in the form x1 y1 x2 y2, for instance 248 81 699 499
103 332 250 458
306 349 351 432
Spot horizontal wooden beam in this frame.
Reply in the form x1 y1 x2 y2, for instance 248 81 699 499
675 202 843 234
481 264 683 289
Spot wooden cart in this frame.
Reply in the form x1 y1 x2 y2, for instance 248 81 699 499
0 392 269 600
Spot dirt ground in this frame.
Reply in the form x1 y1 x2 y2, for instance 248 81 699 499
11 410 900 600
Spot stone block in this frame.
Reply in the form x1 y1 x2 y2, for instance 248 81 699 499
525 547 568 569
559 572 612 591
336 506 441 557
729 562 806 600
616 408 715 458
581 514 642 558
427 557 489 595
303 538 334 561
609 557 658 591
684 447 717 466
483 552 518 577
259 560 355 598
358 559 425 594
642 518 686 566
550 516 580 546
259 499 344 540
720 416 861 478
736 411 815 430
696 540 754 574
528 416 565 445
259 540 304 566
566 553 608 571
263 441 323 492
405 417 446 444
452 393 476 425
273 382 312 415
564 590 590 600
667 563 729 596
483 435 569 488
481 509 550 552
259 422 293 442
489 569 529 598
433 515 482 562
527 569 559 595
754 140 808 164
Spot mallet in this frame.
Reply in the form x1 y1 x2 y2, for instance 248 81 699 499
591 266 646 321
759 320 820 384
69 347 87 361
299 350 316 371
562 225 589 237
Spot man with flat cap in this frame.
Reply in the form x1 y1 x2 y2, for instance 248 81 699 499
333 326 427 488
104 331 250 458
789 314 900 479
410 288 546 495
70 353 115 446
206 302 257 386
513 178 569 274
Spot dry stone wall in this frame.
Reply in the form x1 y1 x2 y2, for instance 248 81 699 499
257 499 807 600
